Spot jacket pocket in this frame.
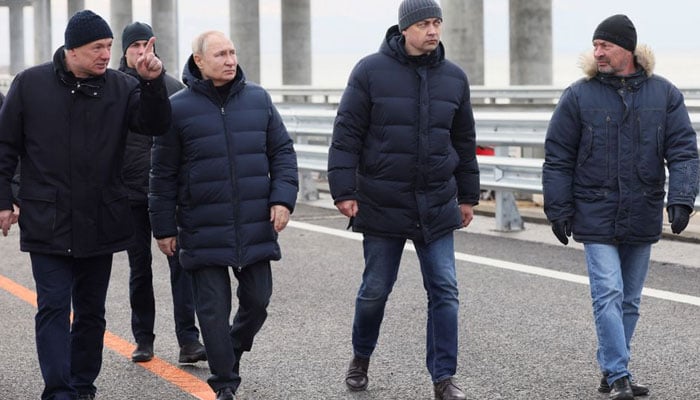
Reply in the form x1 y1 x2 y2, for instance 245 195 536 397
577 111 611 186
98 188 133 244
636 110 665 185
17 185 57 244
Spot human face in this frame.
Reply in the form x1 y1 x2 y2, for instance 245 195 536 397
402 17 442 56
124 39 149 69
65 38 112 78
193 33 237 87
593 39 635 76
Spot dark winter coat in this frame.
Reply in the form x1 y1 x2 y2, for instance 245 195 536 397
119 57 184 204
327 26 480 243
543 45 699 244
149 56 298 270
0 47 172 257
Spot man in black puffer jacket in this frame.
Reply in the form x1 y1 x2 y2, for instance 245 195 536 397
0 10 171 400
328 1 479 399
149 30 298 400
119 21 206 366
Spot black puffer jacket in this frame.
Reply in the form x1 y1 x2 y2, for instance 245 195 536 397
119 57 184 204
149 56 298 270
328 26 480 243
0 47 171 257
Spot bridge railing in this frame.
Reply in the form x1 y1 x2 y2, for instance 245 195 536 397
287 106 700 231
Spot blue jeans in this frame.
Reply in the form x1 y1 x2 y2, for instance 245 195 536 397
584 243 651 386
353 233 460 382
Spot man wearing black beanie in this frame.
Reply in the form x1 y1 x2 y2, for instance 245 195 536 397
543 14 698 400
0 9 171 400
118 21 207 366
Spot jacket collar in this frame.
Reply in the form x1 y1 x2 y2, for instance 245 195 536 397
579 43 655 81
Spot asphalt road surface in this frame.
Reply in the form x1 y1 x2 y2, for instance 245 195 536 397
0 202 698 399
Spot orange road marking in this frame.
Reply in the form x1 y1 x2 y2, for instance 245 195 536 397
0 274 215 400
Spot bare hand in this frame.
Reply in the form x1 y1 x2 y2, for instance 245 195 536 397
335 200 358 218
459 204 474 228
270 205 290 232
157 236 177 257
0 207 17 236
135 37 163 80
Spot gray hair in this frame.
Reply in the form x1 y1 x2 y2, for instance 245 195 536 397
191 30 227 55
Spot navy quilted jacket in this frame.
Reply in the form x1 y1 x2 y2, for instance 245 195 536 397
543 46 699 244
328 26 480 243
149 56 298 269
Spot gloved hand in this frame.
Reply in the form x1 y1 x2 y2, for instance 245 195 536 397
551 218 572 245
667 205 691 234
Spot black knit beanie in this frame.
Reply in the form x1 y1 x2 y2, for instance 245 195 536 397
592 14 637 52
64 10 113 49
398 0 442 31
121 22 154 55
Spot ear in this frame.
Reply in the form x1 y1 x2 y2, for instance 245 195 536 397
193 53 204 69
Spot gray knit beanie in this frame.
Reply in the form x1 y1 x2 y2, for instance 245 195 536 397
122 22 154 55
64 10 113 49
593 14 637 52
398 0 443 31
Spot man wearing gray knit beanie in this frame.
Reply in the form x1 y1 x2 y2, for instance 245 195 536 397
329 1 477 399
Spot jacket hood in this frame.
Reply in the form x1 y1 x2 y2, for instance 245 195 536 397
579 43 655 80
380 25 445 66
118 56 137 77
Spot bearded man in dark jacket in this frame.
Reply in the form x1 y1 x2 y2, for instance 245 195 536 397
543 15 699 400
149 30 298 400
0 10 171 400
327 1 479 398
118 21 206 366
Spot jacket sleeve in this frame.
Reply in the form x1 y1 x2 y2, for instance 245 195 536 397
450 79 480 205
128 71 172 137
327 61 370 203
148 122 181 239
542 87 580 222
266 100 299 213
664 87 699 209
0 75 23 211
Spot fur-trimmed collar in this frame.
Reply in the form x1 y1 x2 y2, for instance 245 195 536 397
578 44 655 80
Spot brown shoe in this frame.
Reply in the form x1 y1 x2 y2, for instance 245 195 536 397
434 378 466 400
345 356 369 391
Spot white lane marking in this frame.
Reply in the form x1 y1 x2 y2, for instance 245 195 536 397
288 221 700 307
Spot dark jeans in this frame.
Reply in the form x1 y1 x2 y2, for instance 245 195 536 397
30 252 113 400
127 204 199 347
190 261 273 393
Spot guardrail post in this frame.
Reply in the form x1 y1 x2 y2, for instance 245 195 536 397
300 171 319 201
495 190 524 231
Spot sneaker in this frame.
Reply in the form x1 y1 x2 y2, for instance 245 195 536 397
131 342 154 363
345 356 369 391
599 374 649 396
179 341 207 363
434 378 466 400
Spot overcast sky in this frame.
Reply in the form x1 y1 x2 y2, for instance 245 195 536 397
1 0 699 86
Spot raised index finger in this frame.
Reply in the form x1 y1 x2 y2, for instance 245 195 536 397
144 36 156 54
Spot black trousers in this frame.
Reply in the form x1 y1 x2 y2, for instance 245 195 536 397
127 204 199 347
190 260 272 393
30 252 112 400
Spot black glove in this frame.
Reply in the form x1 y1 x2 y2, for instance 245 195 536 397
667 205 691 234
551 218 572 245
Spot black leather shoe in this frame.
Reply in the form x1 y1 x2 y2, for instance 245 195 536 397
131 342 154 363
77 394 95 400
179 341 207 363
434 378 466 400
345 356 369 391
599 375 649 396
215 387 235 400
609 377 634 400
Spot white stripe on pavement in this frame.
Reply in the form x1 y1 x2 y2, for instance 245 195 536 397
288 220 700 307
